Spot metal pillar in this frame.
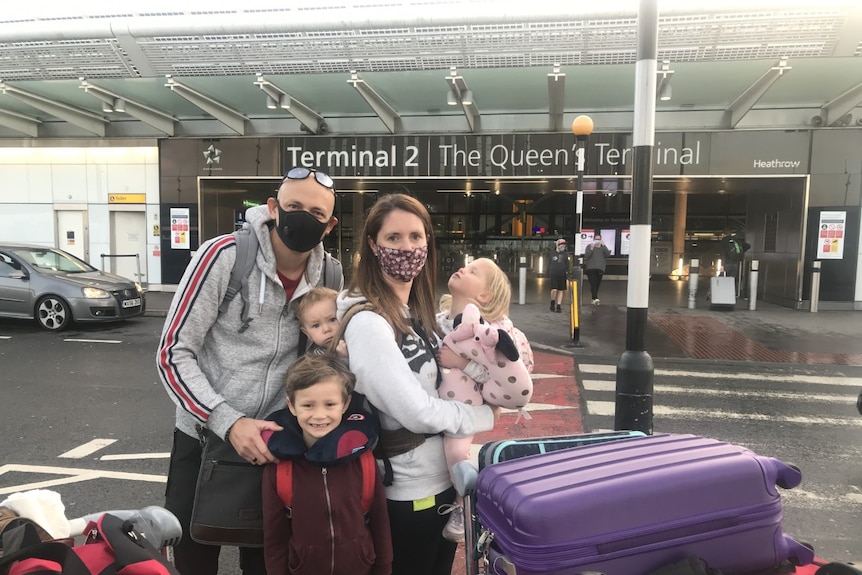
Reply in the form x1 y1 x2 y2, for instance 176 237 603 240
672 192 687 278
810 260 821 313
749 260 759 311
615 0 657 435
688 258 699 309
518 256 527 305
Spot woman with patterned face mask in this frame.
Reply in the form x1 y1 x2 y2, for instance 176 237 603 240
335 193 499 575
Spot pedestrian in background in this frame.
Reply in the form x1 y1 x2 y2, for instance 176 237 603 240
584 234 611 305
547 238 570 313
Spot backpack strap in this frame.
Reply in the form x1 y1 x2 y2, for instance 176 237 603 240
275 460 295 519
275 451 377 519
218 224 260 333
321 252 344 291
326 302 376 354
358 450 376 515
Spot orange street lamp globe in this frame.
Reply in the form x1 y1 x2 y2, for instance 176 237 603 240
571 115 594 137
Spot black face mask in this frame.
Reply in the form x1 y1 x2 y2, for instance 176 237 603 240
275 206 329 253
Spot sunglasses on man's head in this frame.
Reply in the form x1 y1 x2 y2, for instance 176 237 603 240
282 167 335 192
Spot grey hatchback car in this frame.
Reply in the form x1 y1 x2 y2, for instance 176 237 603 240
0 243 145 331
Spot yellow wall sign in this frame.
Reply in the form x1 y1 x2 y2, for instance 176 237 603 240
109 193 146 204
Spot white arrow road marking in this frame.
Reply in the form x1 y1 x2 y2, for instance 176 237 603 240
502 402 576 414
0 464 165 496
101 453 170 461
64 338 122 344
579 364 862 387
531 373 569 380
586 400 862 426
59 439 117 458
582 379 855 403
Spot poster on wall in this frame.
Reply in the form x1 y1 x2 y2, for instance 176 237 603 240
600 229 617 256
621 229 631 255
578 229 595 255
816 210 846 260
170 207 190 250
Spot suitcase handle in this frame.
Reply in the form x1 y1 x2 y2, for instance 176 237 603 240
761 458 802 491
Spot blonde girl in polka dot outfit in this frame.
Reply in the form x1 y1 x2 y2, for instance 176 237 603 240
435 257 534 543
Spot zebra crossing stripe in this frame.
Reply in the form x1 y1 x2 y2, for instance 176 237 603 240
586 400 862 427
578 364 862 387
581 379 855 403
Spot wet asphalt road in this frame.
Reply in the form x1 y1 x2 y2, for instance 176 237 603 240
0 314 860 570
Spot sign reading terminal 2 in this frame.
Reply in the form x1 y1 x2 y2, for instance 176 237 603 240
281 134 711 178
280 132 808 178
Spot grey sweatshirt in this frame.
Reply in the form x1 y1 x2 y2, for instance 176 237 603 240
337 291 495 501
156 205 342 440
584 243 611 272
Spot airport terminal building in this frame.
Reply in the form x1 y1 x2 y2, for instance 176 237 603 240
0 3 860 309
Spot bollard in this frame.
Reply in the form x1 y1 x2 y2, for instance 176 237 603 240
518 256 527 305
810 260 821 313
569 269 583 347
688 258 699 309
748 260 759 311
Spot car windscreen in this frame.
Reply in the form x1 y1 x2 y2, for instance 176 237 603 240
12 248 96 273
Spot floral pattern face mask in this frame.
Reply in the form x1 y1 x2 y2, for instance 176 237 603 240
375 245 428 282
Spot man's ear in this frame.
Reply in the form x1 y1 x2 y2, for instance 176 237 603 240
286 397 298 416
323 216 338 237
266 197 279 221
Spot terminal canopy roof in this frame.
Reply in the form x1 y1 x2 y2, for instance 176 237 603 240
0 0 860 140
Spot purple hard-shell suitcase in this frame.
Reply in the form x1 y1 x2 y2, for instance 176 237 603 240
475 433 813 575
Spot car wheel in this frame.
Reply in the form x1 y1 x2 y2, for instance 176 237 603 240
36 296 72 331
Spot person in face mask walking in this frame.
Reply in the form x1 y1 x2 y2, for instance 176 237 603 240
335 193 498 575
584 234 611 305
156 166 343 575
547 238 570 313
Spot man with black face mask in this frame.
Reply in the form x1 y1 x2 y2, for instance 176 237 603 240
157 167 343 575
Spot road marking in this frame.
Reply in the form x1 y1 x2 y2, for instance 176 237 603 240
59 439 117 459
581 379 855 403
579 364 862 387
502 402 576 414
586 400 862 427
64 338 122 344
0 464 165 495
0 336 11 340
531 373 568 380
101 453 170 461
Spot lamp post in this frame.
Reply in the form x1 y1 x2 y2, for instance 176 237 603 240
572 115 594 245
570 115 593 344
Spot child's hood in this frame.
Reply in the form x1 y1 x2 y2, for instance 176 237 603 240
264 392 379 466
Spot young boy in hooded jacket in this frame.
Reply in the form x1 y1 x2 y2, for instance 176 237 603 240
261 354 392 575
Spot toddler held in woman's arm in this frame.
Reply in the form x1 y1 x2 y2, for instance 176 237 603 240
435 257 534 542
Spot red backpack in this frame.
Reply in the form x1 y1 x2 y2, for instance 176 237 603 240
0 513 179 575
275 450 377 519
